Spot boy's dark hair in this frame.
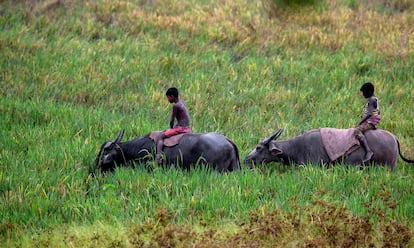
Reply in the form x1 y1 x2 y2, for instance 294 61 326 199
166 87 179 97
360 82 374 93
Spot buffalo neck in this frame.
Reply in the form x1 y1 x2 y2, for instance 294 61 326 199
274 140 293 164
118 136 155 160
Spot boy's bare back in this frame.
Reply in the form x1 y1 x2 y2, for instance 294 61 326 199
172 100 190 128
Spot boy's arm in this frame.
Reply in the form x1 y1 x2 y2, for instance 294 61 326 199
170 104 178 128
358 98 376 125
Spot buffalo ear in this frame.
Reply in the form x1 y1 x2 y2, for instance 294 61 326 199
269 142 283 156
114 129 125 143
103 141 113 149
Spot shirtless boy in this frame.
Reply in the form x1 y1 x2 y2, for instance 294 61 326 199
156 87 191 164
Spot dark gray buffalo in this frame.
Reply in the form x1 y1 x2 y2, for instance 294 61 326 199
245 128 413 169
95 130 241 173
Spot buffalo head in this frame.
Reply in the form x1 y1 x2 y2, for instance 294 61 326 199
95 129 125 172
244 129 284 167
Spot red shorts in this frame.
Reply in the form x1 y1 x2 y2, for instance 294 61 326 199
164 126 191 138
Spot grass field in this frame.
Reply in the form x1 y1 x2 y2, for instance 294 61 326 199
1 0 414 247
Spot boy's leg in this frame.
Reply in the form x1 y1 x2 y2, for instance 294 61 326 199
354 125 374 163
155 127 190 164
155 133 165 164
359 136 374 163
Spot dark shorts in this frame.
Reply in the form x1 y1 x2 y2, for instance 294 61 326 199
355 122 377 139
356 122 377 133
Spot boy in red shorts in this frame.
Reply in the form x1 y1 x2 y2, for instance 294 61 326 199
156 87 191 164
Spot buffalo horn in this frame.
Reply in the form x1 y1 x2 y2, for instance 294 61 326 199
113 129 125 143
264 129 284 145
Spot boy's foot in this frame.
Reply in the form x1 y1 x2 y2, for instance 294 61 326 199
363 151 374 163
156 154 163 164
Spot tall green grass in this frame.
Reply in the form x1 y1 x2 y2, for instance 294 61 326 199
1 0 413 246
